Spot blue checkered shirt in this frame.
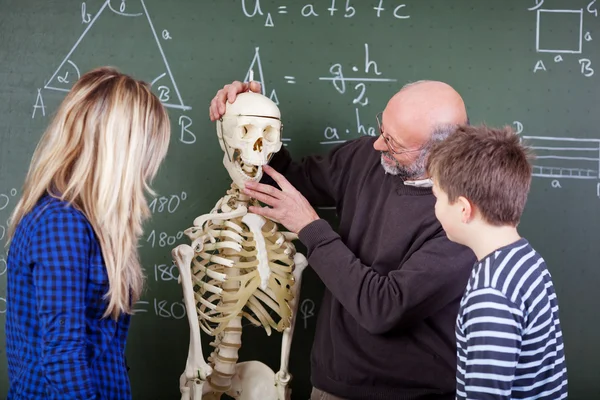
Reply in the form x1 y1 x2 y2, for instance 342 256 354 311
5 194 132 399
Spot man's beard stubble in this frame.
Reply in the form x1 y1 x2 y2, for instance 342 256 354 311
380 151 427 181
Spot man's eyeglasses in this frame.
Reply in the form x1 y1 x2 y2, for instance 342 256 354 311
376 112 424 155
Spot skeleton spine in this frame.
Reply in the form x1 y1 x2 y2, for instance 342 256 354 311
207 191 248 394
207 252 242 393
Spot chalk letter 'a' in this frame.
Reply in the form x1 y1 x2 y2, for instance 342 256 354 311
32 89 46 119
533 60 547 73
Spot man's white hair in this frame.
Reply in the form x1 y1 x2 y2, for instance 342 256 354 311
400 80 433 90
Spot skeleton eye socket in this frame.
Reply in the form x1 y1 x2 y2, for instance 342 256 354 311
240 125 249 137
263 126 279 142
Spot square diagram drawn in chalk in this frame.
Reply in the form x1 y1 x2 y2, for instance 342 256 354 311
536 9 583 54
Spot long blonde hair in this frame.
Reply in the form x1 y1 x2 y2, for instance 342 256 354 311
7 66 171 319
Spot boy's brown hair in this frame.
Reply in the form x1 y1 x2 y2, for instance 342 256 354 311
426 124 533 226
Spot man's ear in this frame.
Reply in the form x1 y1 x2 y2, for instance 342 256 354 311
457 196 474 223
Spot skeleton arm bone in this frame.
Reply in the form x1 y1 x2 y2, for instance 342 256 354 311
172 244 213 399
275 253 308 399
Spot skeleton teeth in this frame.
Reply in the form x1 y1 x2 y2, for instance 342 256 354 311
235 160 260 180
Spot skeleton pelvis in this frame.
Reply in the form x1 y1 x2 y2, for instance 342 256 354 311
227 361 280 400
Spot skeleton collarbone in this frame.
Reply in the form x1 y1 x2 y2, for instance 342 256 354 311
184 188 298 339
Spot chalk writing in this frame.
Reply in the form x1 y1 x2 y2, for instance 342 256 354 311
528 0 545 11
42 0 191 111
319 43 397 106
579 58 594 76
133 299 186 319
154 263 180 281
535 9 583 54
108 0 143 17
242 0 410 27
145 229 184 248
0 189 18 212
321 108 377 144
155 299 186 319
328 0 355 18
178 116 196 144
0 255 6 277
532 6 595 77
522 135 600 181
533 60 547 73
373 0 410 19
300 298 315 329
244 47 282 105
241 0 264 18
81 2 92 23
32 89 46 118
149 192 187 214
513 121 524 134
588 0 598 17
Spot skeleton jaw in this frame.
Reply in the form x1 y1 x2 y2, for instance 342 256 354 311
237 158 262 181
223 152 267 188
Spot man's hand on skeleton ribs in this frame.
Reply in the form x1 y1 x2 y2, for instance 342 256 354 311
243 165 319 234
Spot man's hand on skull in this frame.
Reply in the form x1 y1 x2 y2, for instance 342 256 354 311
243 165 319 234
210 80 263 121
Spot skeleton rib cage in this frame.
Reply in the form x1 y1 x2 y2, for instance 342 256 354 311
183 189 298 346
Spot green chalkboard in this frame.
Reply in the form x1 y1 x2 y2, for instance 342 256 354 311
1 0 599 399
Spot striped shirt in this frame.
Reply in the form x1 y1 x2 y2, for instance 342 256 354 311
456 238 567 399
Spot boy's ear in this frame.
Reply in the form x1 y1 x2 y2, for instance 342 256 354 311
457 196 474 223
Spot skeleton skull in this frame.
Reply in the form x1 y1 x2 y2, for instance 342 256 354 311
217 92 282 188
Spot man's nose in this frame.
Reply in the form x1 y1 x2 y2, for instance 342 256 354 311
373 135 387 152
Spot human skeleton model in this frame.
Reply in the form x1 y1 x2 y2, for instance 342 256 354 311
172 92 308 400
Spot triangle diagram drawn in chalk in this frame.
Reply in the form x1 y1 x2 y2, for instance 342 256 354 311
243 47 279 105
43 0 190 111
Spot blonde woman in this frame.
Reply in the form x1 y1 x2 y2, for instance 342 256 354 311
4 67 171 399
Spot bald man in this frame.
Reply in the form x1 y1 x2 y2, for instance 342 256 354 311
209 80 475 400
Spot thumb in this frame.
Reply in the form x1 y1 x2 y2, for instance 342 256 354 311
248 81 262 93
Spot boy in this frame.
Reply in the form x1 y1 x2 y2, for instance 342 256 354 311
426 125 567 399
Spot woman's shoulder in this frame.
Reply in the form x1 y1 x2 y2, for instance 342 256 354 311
19 194 95 243
9 194 98 265
30 194 89 225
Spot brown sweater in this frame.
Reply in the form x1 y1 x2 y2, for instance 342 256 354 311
266 136 476 400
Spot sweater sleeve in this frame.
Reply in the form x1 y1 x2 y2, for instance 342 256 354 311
299 219 474 334
263 138 367 208
31 208 97 400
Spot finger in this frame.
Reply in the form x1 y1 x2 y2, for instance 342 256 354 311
209 97 215 120
248 81 262 93
227 81 245 104
243 188 279 206
216 87 230 115
248 205 278 220
262 165 296 192
245 181 284 199
209 97 220 121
